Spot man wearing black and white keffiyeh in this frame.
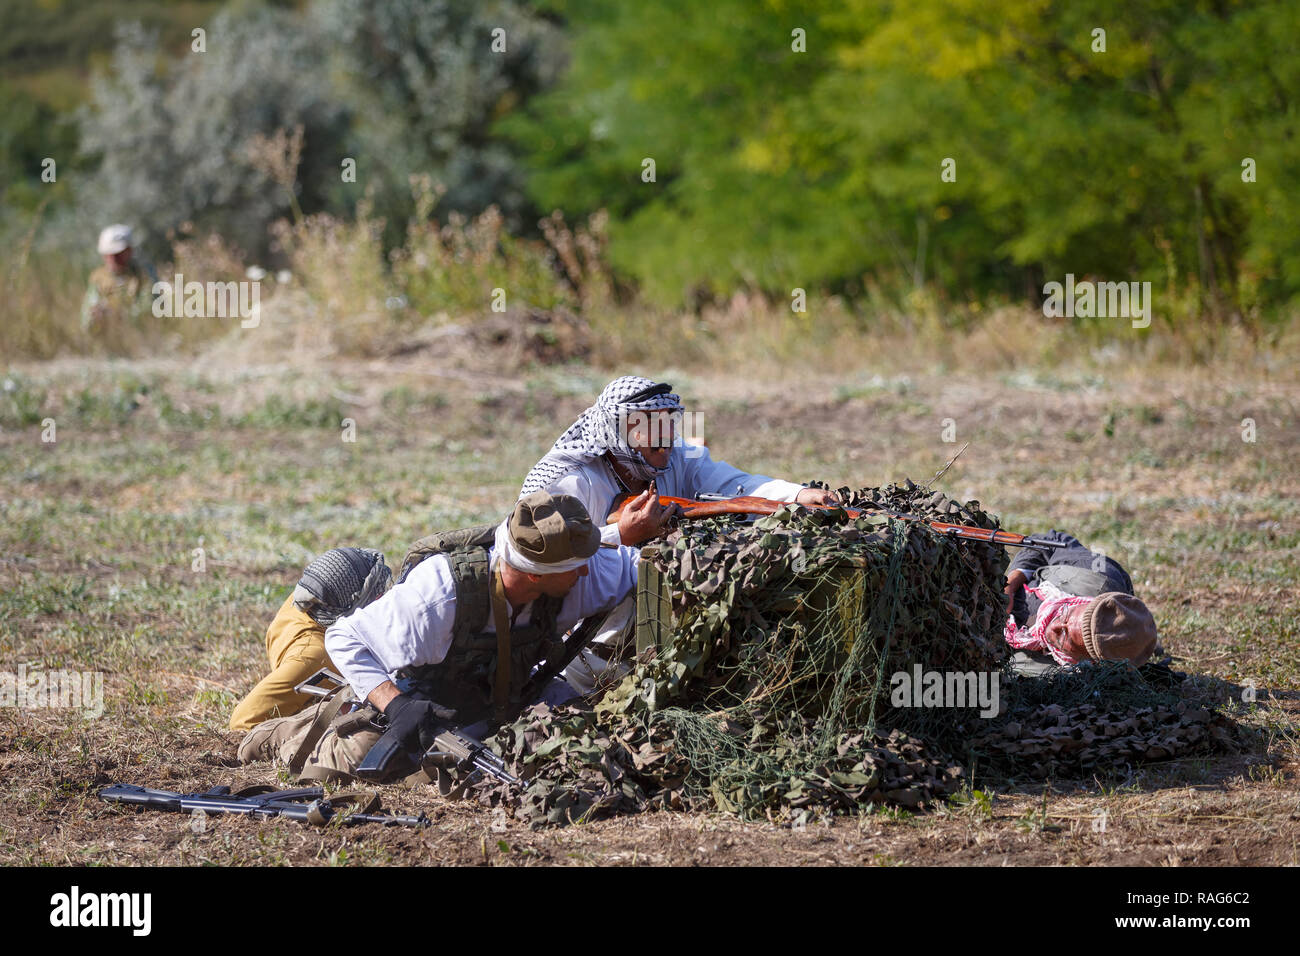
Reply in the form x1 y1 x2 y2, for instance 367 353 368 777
520 375 840 546
521 376 839 694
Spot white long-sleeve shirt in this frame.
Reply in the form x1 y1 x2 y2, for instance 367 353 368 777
535 444 805 545
325 542 641 701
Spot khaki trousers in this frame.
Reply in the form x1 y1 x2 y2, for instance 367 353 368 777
229 595 337 733
236 695 383 784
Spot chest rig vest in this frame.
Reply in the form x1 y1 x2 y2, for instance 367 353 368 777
396 525 564 723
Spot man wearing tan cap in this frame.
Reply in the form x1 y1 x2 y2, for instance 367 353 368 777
1003 529 1159 675
236 490 645 782
80 224 157 337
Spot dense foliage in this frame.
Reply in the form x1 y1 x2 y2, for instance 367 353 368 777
2 0 1296 321
512 0 1298 310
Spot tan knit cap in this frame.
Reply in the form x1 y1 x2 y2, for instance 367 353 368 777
1081 592 1158 665
507 491 600 566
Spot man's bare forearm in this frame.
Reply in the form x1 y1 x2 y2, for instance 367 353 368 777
367 680 401 712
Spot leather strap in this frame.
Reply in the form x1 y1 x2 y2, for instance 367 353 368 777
288 684 356 775
584 641 618 662
319 789 380 814
490 560 513 724
296 762 349 785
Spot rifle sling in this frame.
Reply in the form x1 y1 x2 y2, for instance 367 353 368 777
316 789 381 815
287 683 356 775
490 561 513 725
513 598 621 719
584 640 619 662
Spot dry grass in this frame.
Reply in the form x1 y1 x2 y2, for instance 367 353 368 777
1 340 1297 865
7 180 1297 379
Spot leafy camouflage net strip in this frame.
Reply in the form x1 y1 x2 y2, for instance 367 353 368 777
966 659 1247 779
468 703 963 827
450 481 1244 827
969 700 1241 779
607 484 1009 735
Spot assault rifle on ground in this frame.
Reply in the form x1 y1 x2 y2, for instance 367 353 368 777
98 783 429 827
353 605 616 785
609 492 1070 552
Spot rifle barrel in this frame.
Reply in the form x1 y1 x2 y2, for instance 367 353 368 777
98 783 428 828
610 494 1066 551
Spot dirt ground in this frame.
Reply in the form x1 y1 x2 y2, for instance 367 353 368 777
2 352 1297 866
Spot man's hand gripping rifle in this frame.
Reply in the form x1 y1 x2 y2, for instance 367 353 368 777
352 606 615 787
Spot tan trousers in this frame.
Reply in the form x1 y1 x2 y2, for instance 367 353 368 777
229 595 338 733
236 695 383 784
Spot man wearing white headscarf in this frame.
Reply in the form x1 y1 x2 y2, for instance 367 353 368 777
520 375 839 547
520 376 839 694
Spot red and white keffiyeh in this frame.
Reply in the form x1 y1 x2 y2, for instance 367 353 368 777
1004 580 1094 665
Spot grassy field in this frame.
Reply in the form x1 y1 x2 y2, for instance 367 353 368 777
2 345 1297 865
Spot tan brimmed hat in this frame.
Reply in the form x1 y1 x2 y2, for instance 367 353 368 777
504 491 600 572
1081 592 1158 665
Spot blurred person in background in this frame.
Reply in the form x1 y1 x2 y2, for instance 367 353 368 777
81 224 157 337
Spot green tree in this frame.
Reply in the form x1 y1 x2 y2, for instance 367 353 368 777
316 0 567 237
513 0 1299 313
78 13 350 259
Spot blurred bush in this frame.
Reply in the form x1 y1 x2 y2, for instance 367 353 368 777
314 0 566 242
3 0 1298 366
77 13 350 262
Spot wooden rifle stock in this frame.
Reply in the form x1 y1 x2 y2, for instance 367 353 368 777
607 493 1066 551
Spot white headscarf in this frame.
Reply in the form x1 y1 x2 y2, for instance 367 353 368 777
520 376 683 496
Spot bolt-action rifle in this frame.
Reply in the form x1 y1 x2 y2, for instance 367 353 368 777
608 492 1069 552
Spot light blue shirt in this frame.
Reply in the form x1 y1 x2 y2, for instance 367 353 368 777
539 443 804 545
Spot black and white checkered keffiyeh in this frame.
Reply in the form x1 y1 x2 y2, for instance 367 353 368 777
520 376 683 496
292 547 391 627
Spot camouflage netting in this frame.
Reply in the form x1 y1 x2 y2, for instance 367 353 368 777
450 481 1245 827
970 658 1245 779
